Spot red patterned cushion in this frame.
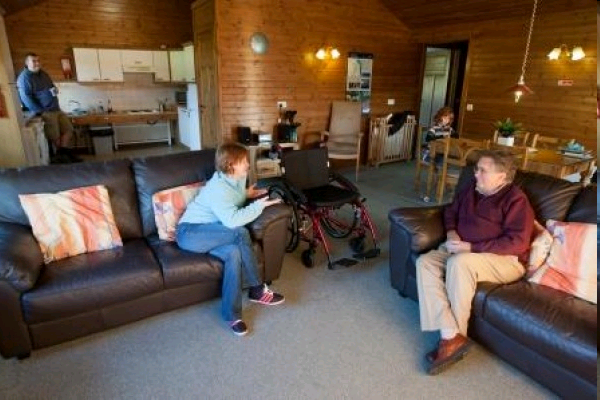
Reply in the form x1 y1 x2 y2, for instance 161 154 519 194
527 220 553 277
19 185 123 263
152 182 203 241
528 219 596 304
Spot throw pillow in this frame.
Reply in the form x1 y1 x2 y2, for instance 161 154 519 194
528 219 597 304
152 182 203 241
19 185 123 264
527 220 553 277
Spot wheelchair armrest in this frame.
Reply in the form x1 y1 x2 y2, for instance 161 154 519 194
329 171 358 193
388 206 445 252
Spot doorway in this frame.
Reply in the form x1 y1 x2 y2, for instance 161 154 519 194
418 41 469 133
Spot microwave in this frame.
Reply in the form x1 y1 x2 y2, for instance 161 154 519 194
175 90 186 106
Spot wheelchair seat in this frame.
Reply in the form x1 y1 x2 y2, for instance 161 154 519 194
303 185 360 208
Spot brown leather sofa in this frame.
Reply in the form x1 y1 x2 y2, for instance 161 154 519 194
388 169 597 400
0 150 291 359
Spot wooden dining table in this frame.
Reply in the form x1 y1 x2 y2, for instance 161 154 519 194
525 148 596 184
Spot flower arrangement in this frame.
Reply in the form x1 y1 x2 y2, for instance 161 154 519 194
493 118 523 137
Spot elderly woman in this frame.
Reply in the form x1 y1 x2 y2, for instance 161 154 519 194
176 142 283 337
416 149 534 374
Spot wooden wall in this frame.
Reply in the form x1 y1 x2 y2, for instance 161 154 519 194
412 3 597 150
215 0 421 141
5 0 193 80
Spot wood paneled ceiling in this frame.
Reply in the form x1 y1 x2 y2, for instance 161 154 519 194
379 0 592 29
0 0 46 15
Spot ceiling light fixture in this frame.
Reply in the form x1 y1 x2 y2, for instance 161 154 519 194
509 0 538 103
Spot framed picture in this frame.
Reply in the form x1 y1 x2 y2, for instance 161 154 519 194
346 52 373 114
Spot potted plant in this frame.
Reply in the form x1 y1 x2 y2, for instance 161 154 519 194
493 118 523 146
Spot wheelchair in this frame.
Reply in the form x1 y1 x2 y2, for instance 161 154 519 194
264 147 380 269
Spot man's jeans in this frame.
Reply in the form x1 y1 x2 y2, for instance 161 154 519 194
176 222 262 321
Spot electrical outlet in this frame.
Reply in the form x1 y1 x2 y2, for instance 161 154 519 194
466 103 474 111
277 101 287 108
387 98 395 106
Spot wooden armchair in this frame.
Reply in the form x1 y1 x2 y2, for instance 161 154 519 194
489 142 530 170
530 134 565 149
321 101 363 181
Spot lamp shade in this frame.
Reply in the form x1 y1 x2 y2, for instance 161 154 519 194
547 47 561 60
316 48 326 60
507 78 534 103
571 46 585 60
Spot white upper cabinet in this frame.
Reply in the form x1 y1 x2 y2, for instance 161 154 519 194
152 51 170 82
121 50 153 72
98 49 123 82
183 44 195 82
73 48 101 82
169 50 186 82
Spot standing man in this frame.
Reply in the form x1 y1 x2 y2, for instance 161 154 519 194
416 149 534 375
17 53 80 163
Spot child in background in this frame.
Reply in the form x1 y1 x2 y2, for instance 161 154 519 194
422 107 457 164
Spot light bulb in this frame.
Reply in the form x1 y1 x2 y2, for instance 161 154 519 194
514 90 523 103
547 48 561 60
571 46 585 61
330 48 340 59
316 48 326 60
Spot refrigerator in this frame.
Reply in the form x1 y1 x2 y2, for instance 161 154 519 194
178 83 201 150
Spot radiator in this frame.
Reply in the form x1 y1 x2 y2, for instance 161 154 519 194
368 115 416 167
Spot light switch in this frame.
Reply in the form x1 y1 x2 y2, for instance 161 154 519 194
387 99 395 106
466 103 473 111
277 101 287 108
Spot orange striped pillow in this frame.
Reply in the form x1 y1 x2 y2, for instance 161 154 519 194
19 185 123 264
152 182 203 241
528 220 597 304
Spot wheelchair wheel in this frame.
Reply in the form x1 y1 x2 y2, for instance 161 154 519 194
320 203 359 239
301 248 315 268
268 185 300 252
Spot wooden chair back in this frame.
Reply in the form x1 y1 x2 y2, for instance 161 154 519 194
432 137 489 203
530 134 565 149
489 142 530 170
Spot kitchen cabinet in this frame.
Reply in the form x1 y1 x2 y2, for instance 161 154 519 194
97 49 123 81
73 48 123 82
183 44 195 82
152 51 170 82
121 50 153 72
73 48 101 82
169 50 185 82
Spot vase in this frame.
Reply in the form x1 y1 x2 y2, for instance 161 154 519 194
497 136 514 146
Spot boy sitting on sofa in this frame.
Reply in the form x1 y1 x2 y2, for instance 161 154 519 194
416 149 534 374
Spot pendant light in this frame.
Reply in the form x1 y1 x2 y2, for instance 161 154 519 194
509 0 538 103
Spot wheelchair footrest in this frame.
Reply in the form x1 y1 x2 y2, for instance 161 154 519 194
353 248 381 260
329 258 359 269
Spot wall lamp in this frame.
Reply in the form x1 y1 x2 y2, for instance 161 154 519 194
547 44 585 61
315 47 340 60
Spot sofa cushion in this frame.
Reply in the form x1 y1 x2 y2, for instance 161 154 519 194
565 184 596 224
152 182 204 241
479 281 597 383
0 159 143 240
132 150 217 237
19 185 122 263
528 220 597 304
21 239 163 324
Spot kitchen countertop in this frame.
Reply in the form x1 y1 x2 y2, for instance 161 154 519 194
70 110 178 125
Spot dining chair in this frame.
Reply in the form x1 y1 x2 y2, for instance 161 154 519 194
432 137 489 203
321 101 363 181
414 126 436 195
530 134 565 149
489 142 530 170
492 130 531 147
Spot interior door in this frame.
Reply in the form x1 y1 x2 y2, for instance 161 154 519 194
196 30 220 148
